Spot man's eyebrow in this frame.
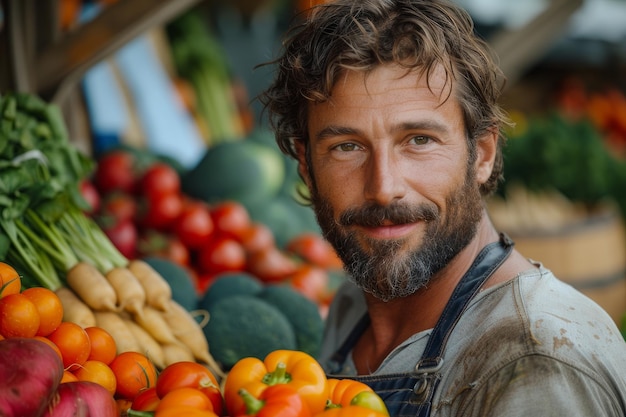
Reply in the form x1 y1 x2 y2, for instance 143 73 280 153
315 120 450 141
314 125 361 141
398 120 450 134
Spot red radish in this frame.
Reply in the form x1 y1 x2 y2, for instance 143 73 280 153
43 381 117 417
0 338 64 417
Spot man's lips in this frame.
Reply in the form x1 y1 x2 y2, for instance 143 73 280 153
357 221 421 239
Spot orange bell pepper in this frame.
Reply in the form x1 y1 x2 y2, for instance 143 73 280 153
325 379 388 415
224 350 329 416
314 405 389 417
237 384 312 417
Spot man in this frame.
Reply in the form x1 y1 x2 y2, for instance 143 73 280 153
261 0 626 415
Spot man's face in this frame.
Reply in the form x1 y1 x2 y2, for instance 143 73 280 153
302 64 489 301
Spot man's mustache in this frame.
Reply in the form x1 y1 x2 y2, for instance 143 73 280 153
338 203 438 228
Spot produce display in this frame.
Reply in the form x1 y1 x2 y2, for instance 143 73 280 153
0 91 353 415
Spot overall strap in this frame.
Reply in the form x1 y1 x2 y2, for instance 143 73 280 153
413 233 514 416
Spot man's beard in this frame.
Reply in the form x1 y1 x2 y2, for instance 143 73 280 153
309 166 484 302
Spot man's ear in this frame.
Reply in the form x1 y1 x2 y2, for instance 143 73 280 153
475 128 498 185
293 139 312 188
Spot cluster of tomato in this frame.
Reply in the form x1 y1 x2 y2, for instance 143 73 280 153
0 261 154 403
83 149 343 307
123 349 390 417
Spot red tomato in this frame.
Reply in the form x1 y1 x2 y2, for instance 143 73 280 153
137 231 191 267
140 162 181 199
286 232 343 269
102 218 138 259
94 150 137 194
289 263 330 302
100 191 138 224
246 246 299 283
141 192 184 231
79 179 101 214
236 222 275 254
197 236 247 275
209 201 251 239
131 386 160 412
174 202 214 249
156 361 223 416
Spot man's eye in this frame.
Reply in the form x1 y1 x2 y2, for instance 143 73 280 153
334 142 359 152
410 135 431 145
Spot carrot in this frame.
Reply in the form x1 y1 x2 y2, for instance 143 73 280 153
105 266 146 317
65 261 118 311
161 342 195 367
161 299 224 379
127 260 172 311
55 287 97 328
94 311 140 354
123 318 166 370
133 305 178 345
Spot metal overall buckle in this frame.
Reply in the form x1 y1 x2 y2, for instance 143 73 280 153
413 357 444 403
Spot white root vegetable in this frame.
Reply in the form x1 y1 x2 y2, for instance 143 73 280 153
94 311 140 354
161 299 224 378
123 318 166 370
133 305 178 345
127 260 172 311
160 343 195 367
65 262 118 312
105 266 146 317
55 287 97 328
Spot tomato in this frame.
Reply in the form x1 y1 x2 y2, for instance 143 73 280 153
156 361 223 415
137 230 190 266
109 351 158 400
288 264 330 303
47 321 92 371
156 387 214 412
21 287 64 336
131 386 160 411
0 262 21 299
286 233 343 269
102 218 138 259
80 179 101 214
100 191 138 223
174 201 214 249
141 192 184 231
236 222 275 254
73 359 117 396
33 336 63 360
246 246 299 283
0 293 40 338
210 201 251 239
61 370 79 383
94 150 137 194
140 162 181 199
85 326 117 365
155 407 218 417
197 235 247 275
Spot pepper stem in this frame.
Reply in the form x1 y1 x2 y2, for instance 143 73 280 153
239 388 266 415
262 361 292 385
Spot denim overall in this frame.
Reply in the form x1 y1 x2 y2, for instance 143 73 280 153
325 234 514 417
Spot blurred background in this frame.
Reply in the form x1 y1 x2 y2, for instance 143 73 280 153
2 0 626 324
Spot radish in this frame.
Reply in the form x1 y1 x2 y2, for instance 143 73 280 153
43 381 117 417
0 337 64 417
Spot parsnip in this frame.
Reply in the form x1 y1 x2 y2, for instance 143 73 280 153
94 311 140 354
133 305 178 345
65 261 118 311
161 299 224 378
161 342 195 367
123 318 166 370
105 266 146 317
127 259 172 311
55 287 97 328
